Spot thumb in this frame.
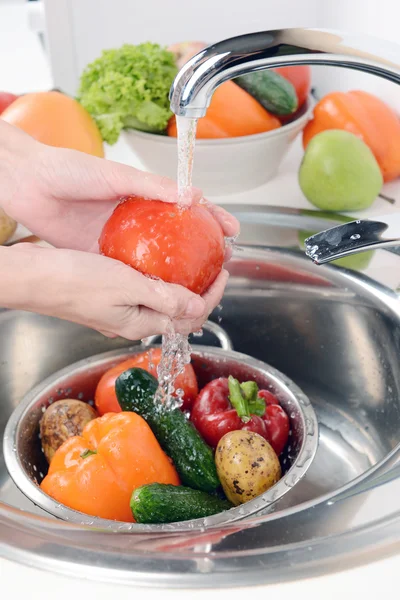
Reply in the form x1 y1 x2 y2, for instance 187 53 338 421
44 145 203 204
133 274 206 320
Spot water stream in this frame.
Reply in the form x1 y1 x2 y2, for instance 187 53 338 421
154 117 199 410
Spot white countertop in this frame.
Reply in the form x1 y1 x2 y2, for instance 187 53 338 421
1 1 399 596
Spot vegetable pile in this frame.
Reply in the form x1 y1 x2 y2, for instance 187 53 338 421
77 40 311 144
39 354 291 525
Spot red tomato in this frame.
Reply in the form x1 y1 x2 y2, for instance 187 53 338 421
273 66 311 109
191 378 290 455
99 197 225 295
0 92 18 115
94 348 199 415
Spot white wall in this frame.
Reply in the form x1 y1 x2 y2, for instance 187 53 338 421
313 0 400 108
43 0 400 107
43 0 319 95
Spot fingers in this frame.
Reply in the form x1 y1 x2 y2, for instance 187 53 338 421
116 306 172 340
127 271 206 321
200 200 240 238
172 269 230 335
224 246 233 263
202 269 230 313
40 145 203 205
96 329 118 339
122 267 229 338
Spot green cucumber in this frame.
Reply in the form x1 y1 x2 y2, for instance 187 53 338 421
131 483 232 524
115 368 220 493
235 70 298 116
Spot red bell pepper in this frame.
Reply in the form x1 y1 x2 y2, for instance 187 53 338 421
190 376 290 455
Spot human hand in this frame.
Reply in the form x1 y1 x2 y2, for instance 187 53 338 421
0 120 239 252
1 244 229 340
0 120 240 338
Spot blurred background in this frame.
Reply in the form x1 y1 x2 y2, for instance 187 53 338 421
2 0 399 104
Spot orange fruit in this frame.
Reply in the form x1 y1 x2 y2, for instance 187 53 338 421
1 91 104 157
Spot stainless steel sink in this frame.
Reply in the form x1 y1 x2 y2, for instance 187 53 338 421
2 205 400 587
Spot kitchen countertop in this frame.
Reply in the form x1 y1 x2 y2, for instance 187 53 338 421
1 1 399 596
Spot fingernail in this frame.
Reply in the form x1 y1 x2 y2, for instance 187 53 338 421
184 297 205 319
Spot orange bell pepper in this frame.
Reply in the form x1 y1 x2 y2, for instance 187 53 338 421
167 80 281 139
303 90 400 182
40 412 180 522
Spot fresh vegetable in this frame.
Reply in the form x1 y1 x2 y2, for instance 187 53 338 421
167 41 207 69
302 90 400 182
99 196 225 295
95 348 199 416
273 66 311 110
167 80 281 139
215 430 281 506
115 368 220 493
131 483 232 524
40 399 98 463
298 230 374 271
0 208 17 245
40 412 180 522
299 130 383 211
0 92 18 115
1 91 104 157
77 43 177 144
235 70 298 116
190 376 290 455
166 43 310 115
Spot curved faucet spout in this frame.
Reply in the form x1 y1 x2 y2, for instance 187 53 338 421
169 28 400 118
169 28 400 263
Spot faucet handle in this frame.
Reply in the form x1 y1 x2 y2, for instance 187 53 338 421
304 213 400 264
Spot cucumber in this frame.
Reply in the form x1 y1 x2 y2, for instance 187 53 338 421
131 483 232 524
235 70 298 116
115 368 220 493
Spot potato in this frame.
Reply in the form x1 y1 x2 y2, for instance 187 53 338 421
40 399 97 463
215 430 282 506
0 207 17 245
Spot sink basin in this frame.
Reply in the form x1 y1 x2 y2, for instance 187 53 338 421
1 205 400 587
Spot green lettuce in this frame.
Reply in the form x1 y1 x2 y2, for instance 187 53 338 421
77 43 178 145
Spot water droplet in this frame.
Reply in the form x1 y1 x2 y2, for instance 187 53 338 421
350 233 361 240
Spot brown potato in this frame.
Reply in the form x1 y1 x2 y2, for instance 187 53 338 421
0 208 17 245
215 430 282 506
40 399 97 463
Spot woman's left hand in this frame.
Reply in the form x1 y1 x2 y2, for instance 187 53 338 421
0 120 239 252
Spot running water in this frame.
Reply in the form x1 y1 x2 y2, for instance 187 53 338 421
154 117 198 411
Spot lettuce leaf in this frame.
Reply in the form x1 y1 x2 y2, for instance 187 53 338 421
77 43 177 145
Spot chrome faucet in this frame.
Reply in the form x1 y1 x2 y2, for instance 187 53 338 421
169 28 400 264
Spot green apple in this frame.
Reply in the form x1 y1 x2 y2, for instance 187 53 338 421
299 130 383 211
298 230 374 271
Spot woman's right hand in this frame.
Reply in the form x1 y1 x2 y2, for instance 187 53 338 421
0 243 228 340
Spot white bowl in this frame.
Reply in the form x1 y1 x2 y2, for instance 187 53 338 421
122 96 314 196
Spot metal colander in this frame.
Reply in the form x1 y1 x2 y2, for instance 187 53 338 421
3 322 318 532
